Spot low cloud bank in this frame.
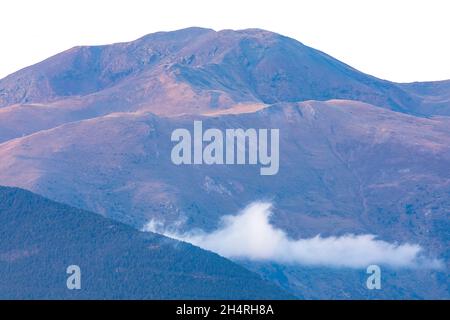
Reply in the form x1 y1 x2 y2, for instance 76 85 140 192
143 202 442 269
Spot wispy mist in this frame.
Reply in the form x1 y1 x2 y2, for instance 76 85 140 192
143 202 442 269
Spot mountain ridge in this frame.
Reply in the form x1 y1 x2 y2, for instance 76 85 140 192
1 27 447 116
0 185 294 299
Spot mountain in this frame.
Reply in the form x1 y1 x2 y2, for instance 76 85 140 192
0 186 293 299
0 99 448 298
0 27 449 299
0 28 449 143
399 80 450 116
1 100 449 244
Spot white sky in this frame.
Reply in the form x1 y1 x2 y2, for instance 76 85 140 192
1 0 449 82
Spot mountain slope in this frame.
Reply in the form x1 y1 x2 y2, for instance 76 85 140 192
0 186 293 299
1 28 449 144
0 100 448 256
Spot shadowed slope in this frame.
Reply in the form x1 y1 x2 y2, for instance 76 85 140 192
0 186 293 299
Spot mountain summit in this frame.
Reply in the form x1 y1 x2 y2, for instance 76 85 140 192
1 27 448 116
1 27 449 144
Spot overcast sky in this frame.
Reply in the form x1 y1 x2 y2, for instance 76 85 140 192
1 0 449 82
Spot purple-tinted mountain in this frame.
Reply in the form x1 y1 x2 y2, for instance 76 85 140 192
0 28 449 299
1 100 448 250
2 100 448 298
0 28 449 143
4 27 404 108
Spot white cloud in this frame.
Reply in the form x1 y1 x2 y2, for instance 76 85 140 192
143 201 442 269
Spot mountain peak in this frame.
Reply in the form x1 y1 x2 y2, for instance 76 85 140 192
0 26 448 119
